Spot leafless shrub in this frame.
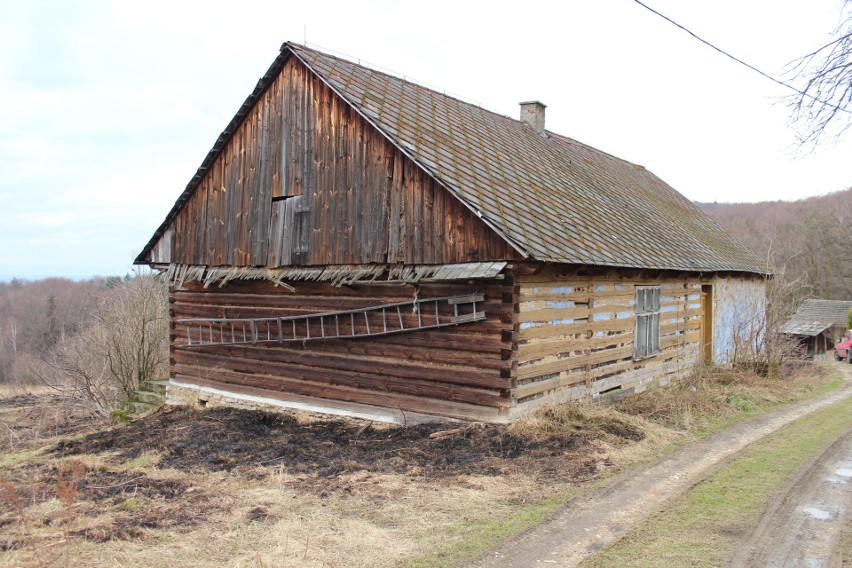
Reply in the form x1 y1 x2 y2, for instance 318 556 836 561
723 273 806 377
35 271 169 417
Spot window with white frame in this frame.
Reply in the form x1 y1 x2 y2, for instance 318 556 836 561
634 286 661 359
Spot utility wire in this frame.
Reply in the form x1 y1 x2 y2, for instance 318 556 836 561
632 0 851 114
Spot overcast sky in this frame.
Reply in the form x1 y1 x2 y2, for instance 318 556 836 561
1 0 850 280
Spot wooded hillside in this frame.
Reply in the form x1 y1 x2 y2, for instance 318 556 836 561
699 187 852 300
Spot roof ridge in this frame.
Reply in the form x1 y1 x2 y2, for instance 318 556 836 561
285 42 530 131
545 130 649 171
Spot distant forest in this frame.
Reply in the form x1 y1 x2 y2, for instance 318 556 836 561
699 187 852 300
0 274 168 400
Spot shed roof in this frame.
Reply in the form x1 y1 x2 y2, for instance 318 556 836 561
782 299 852 336
138 42 765 274
780 320 833 337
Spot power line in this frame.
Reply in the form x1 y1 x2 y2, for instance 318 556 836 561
632 0 850 114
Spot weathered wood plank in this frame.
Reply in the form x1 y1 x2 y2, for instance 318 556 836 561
517 306 590 323
516 345 635 381
175 374 507 421
176 348 509 406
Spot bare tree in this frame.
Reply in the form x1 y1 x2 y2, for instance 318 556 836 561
35 270 169 417
787 0 852 147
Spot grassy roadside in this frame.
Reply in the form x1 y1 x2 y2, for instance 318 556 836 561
402 366 843 568
579 385 852 568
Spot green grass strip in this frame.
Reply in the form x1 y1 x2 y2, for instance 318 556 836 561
401 495 566 568
580 393 852 568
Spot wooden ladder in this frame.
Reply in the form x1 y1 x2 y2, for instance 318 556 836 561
178 293 485 347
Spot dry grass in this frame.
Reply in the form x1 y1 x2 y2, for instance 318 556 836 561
0 364 835 568
0 383 53 399
611 364 831 433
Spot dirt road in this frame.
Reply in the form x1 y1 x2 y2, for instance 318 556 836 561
467 366 852 568
730 425 852 567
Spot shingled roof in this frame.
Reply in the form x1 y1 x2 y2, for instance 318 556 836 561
294 44 763 273
138 42 765 274
782 299 852 336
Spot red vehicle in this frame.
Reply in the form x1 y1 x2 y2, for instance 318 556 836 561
835 330 852 363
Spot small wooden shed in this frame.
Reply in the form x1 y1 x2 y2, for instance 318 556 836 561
782 299 852 357
136 43 766 423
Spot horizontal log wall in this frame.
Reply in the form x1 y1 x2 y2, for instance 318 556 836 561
168 55 518 268
170 278 515 421
510 271 703 413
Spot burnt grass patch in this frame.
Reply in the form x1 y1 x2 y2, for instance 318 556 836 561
0 462 218 545
1 463 202 511
0 394 99 453
55 406 643 484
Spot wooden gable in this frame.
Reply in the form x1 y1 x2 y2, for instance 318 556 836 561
154 55 519 268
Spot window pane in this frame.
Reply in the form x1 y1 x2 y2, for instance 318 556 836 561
636 316 650 357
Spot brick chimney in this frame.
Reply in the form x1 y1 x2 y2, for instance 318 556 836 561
519 101 546 135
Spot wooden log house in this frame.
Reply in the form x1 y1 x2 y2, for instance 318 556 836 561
136 43 767 423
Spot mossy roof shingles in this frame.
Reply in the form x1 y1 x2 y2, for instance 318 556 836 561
291 43 763 274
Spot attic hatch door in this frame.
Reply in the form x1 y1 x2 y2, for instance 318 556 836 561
178 293 485 347
267 98 311 266
268 195 311 266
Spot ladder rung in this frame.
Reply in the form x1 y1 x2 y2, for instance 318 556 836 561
447 293 485 305
452 312 486 324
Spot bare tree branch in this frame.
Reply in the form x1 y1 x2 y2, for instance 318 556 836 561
786 0 852 148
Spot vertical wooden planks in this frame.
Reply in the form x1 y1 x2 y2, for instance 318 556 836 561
160 55 520 269
387 149 406 263
310 83 326 265
422 178 435 264
213 160 225 266
195 178 208 265
244 106 257 265
251 89 268 264
351 106 365 264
